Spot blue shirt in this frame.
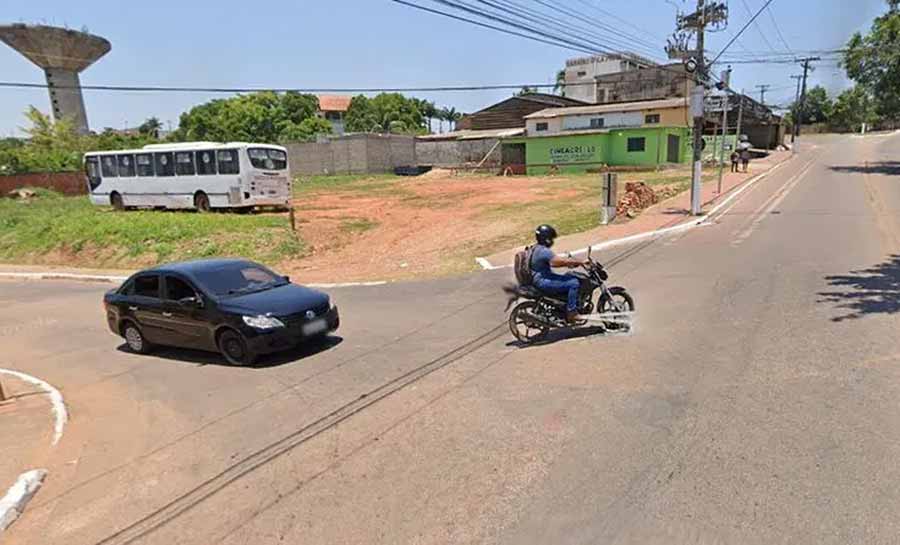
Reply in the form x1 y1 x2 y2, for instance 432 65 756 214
530 245 555 279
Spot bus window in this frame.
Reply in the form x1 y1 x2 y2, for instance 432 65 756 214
196 150 217 175
217 149 239 174
117 154 136 177
155 152 175 177
85 156 101 190
175 152 196 176
101 155 118 177
248 148 287 170
136 153 154 176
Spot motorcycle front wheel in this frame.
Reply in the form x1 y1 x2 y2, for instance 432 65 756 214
509 301 550 344
598 289 635 330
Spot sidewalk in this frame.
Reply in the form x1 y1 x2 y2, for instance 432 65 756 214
483 150 792 267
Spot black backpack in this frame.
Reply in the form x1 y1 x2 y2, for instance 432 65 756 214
514 245 536 286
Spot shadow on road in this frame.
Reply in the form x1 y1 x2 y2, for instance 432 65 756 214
828 161 900 176
819 254 900 322
506 325 626 348
116 335 343 368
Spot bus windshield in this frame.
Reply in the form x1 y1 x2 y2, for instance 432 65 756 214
248 148 287 171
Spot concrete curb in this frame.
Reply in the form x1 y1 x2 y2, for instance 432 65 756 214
0 469 47 533
0 271 389 290
476 157 792 269
0 369 68 446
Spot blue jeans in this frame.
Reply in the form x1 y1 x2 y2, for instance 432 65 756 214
534 273 580 312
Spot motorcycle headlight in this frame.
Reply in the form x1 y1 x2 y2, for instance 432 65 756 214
242 314 285 329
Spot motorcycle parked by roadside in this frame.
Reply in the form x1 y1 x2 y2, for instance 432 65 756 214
505 247 635 344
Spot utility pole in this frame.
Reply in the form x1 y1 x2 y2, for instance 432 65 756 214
755 84 771 105
668 1 728 214
735 89 745 143
790 74 803 144
717 66 732 194
794 56 820 140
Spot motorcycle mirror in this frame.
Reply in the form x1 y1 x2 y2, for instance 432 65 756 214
587 247 592 259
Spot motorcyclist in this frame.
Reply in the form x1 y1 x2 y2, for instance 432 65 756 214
531 224 587 324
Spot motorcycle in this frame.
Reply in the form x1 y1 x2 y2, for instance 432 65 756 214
506 247 635 344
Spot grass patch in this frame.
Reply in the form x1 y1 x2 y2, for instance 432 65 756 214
0 190 308 268
293 174 402 196
339 217 379 234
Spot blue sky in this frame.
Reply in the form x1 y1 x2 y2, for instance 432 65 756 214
0 0 887 135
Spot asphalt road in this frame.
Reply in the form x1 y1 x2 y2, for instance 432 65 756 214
3 132 900 544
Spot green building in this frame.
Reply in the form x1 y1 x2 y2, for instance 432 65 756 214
506 126 691 175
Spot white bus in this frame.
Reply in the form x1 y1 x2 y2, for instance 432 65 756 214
84 142 291 211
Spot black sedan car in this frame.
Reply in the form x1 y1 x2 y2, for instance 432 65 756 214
103 259 339 365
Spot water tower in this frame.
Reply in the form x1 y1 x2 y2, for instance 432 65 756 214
0 23 111 134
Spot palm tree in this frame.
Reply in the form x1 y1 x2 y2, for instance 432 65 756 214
138 117 163 138
445 107 461 132
437 107 448 133
554 69 566 97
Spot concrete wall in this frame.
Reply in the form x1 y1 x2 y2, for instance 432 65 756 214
1 171 86 195
284 134 416 176
415 139 501 168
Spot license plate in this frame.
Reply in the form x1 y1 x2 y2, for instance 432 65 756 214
301 318 327 335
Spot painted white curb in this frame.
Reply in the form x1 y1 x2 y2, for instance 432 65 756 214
0 469 47 532
476 159 790 269
0 272 388 290
0 369 67 446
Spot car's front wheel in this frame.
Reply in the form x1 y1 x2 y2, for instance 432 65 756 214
217 329 256 366
122 321 153 354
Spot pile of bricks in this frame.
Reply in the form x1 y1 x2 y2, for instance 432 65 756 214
616 182 659 218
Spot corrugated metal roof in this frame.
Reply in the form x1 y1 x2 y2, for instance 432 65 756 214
317 95 352 112
524 97 688 119
416 127 525 141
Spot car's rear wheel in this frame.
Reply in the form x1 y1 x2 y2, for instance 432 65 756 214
122 321 152 354
217 329 256 366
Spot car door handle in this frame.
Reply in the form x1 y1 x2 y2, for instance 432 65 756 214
162 312 173 318
129 306 139 311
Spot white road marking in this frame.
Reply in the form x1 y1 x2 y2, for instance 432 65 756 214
731 159 816 247
0 469 47 532
0 369 67 446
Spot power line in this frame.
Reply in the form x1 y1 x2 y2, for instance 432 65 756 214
536 0 664 58
387 0 597 55
709 0 777 66
739 0 777 52
764 4 792 53
573 0 663 45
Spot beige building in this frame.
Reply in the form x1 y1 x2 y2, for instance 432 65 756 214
524 97 690 136
563 53 655 103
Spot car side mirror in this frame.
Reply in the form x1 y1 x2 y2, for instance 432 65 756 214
282 275 291 283
179 296 203 308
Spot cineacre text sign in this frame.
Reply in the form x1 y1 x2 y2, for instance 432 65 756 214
549 144 597 164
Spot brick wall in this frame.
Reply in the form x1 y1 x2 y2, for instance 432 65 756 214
0 171 86 196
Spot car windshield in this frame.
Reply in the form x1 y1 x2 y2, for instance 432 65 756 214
248 148 287 170
193 263 287 297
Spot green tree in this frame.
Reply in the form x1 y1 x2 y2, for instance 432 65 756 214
173 92 321 142
277 116 333 141
138 117 163 138
793 85 833 124
843 0 900 124
829 86 879 132
554 69 566 96
344 93 425 134
442 107 461 132
515 86 539 96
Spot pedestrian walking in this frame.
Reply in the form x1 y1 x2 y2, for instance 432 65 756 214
740 148 751 173
730 151 740 173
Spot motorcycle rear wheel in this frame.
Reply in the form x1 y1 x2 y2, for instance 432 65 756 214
509 301 550 344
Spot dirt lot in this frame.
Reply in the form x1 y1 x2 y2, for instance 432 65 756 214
283 168 695 283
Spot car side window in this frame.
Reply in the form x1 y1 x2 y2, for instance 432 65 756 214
133 275 160 299
165 276 198 301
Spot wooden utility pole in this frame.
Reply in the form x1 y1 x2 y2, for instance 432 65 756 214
794 57 820 140
755 84 771 105
790 74 803 144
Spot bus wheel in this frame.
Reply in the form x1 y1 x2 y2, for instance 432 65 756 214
110 192 125 211
194 192 211 213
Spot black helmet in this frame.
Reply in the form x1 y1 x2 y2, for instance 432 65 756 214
535 224 558 246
